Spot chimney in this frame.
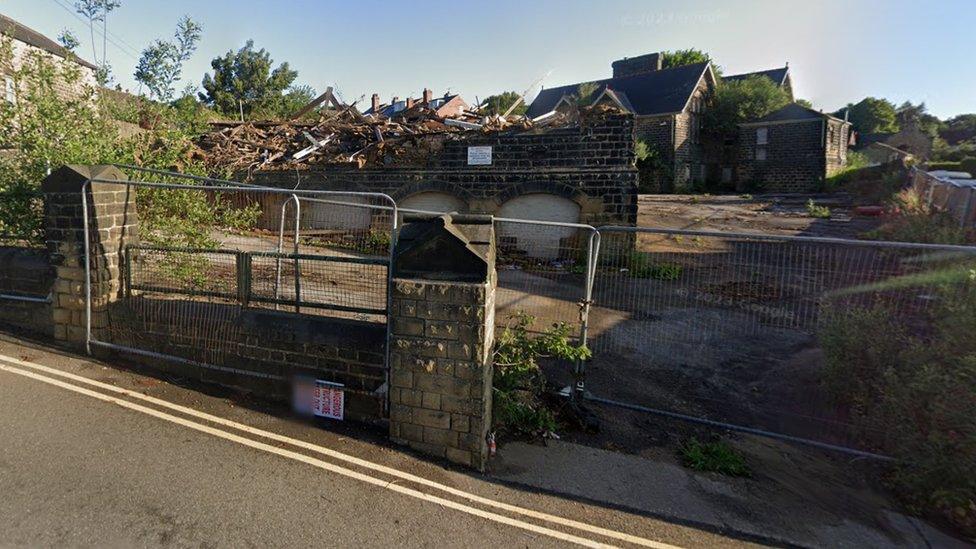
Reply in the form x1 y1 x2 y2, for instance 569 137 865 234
392 96 399 105
423 88 432 104
611 52 663 78
406 97 414 109
371 93 380 112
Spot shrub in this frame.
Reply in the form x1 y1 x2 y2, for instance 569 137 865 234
806 199 831 219
492 312 590 437
863 188 972 245
629 252 683 280
679 438 750 477
819 277 976 537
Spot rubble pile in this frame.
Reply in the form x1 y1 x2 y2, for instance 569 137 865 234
195 102 624 173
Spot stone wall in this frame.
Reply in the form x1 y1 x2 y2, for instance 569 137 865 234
0 246 53 336
737 119 830 192
247 112 638 227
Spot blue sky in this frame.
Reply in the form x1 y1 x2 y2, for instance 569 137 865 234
2 0 973 118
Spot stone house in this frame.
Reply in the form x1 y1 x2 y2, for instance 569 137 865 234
737 103 852 192
527 52 717 190
365 88 469 119
1 14 98 105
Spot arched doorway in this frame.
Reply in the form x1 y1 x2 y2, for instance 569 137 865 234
399 191 467 214
496 194 581 259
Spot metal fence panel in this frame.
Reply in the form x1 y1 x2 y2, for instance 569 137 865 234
586 226 976 452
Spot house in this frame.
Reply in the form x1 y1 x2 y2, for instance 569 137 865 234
857 123 934 159
364 88 469 119
527 52 718 190
724 66 793 99
737 103 851 192
0 14 98 104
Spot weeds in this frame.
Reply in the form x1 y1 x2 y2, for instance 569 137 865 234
805 199 831 219
492 312 590 438
863 188 972 245
679 438 750 477
629 252 683 280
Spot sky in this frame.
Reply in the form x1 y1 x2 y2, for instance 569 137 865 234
1 0 974 119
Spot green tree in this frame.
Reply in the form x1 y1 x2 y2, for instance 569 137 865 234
844 97 899 134
134 15 202 102
896 101 943 137
704 75 791 134
73 0 121 85
482 91 527 116
57 29 80 52
199 40 303 119
662 48 722 76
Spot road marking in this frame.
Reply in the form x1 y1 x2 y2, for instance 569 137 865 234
0 354 683 549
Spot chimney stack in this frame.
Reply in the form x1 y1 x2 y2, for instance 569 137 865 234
611 52 663 78
371 93 380 112
423 88 432 104
406 97 414 109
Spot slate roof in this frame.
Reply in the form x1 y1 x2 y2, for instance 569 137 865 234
724 67 790 86
0 14 98 70
742 103 848 125
526 62 711 118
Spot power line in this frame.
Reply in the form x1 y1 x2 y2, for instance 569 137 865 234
48 0 141 61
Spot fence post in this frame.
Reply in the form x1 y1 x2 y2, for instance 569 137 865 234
388 214 496 470
42 165 138 348
236 252 252 308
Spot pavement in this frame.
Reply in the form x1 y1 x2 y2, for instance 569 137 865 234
0 332 752 548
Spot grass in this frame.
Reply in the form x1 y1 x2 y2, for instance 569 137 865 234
629 252 683 280
806 199 832 219
679 438 750 477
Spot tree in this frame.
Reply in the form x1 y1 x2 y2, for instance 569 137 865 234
662 49 722 76
73 0 121 85
199 40 302 119
482 91 527 116
895 101 943 137
57 29 80 52
844 97 899 135
703 75 791 134
134 15 202 102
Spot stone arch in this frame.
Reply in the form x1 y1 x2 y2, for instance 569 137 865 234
496 193 582 260
391 180 472 206
399 191 468 214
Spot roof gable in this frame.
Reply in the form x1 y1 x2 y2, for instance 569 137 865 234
527 62 711 118
725 67 790 86
0 14 98 70
741 102 848 126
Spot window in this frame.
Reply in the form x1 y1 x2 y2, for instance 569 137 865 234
756 127 768 145
3 75 15 105
756 147 767 161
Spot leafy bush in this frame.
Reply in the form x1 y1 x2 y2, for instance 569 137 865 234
679 438 750 477
629 252 683 280
806 199 831 219
492 312 590 437
863 188 972 245
819 276 976 537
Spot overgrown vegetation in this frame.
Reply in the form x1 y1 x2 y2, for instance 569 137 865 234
0 34 258 250
819 276 976 537
704 75 791 134
864 188 972 245
492 312 590 437
679 438 750 477
628 252 683 280
805 199 831 219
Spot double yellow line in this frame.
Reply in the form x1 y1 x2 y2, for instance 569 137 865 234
0 353 682 549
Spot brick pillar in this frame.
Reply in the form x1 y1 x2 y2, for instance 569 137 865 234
42 165 138 345
388 215 495 470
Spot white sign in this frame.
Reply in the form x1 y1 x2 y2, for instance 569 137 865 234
312 380 344 420
467 146 492 165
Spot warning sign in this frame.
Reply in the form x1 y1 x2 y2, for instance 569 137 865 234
311 380 344 420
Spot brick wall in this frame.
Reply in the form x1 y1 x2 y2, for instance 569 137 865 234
247 113 638 227
0 246 53 336
738 120 830 192
8 40 97 101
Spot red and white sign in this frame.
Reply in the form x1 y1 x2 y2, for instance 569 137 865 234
311 380 344 420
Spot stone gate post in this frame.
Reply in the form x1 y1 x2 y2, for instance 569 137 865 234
388 214 496 470
42 165 138 347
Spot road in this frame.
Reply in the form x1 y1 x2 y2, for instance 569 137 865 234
0 334 750 548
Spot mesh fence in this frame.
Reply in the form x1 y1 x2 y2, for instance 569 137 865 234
586 227 976 448
94 178 394 396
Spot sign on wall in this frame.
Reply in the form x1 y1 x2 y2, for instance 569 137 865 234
293 376 344 420
467 146 492 166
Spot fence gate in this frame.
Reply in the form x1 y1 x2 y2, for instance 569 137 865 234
84 168 397 417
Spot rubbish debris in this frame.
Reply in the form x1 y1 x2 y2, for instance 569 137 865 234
194 102 627 173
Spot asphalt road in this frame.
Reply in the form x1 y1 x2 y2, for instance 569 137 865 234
0 334 751 548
